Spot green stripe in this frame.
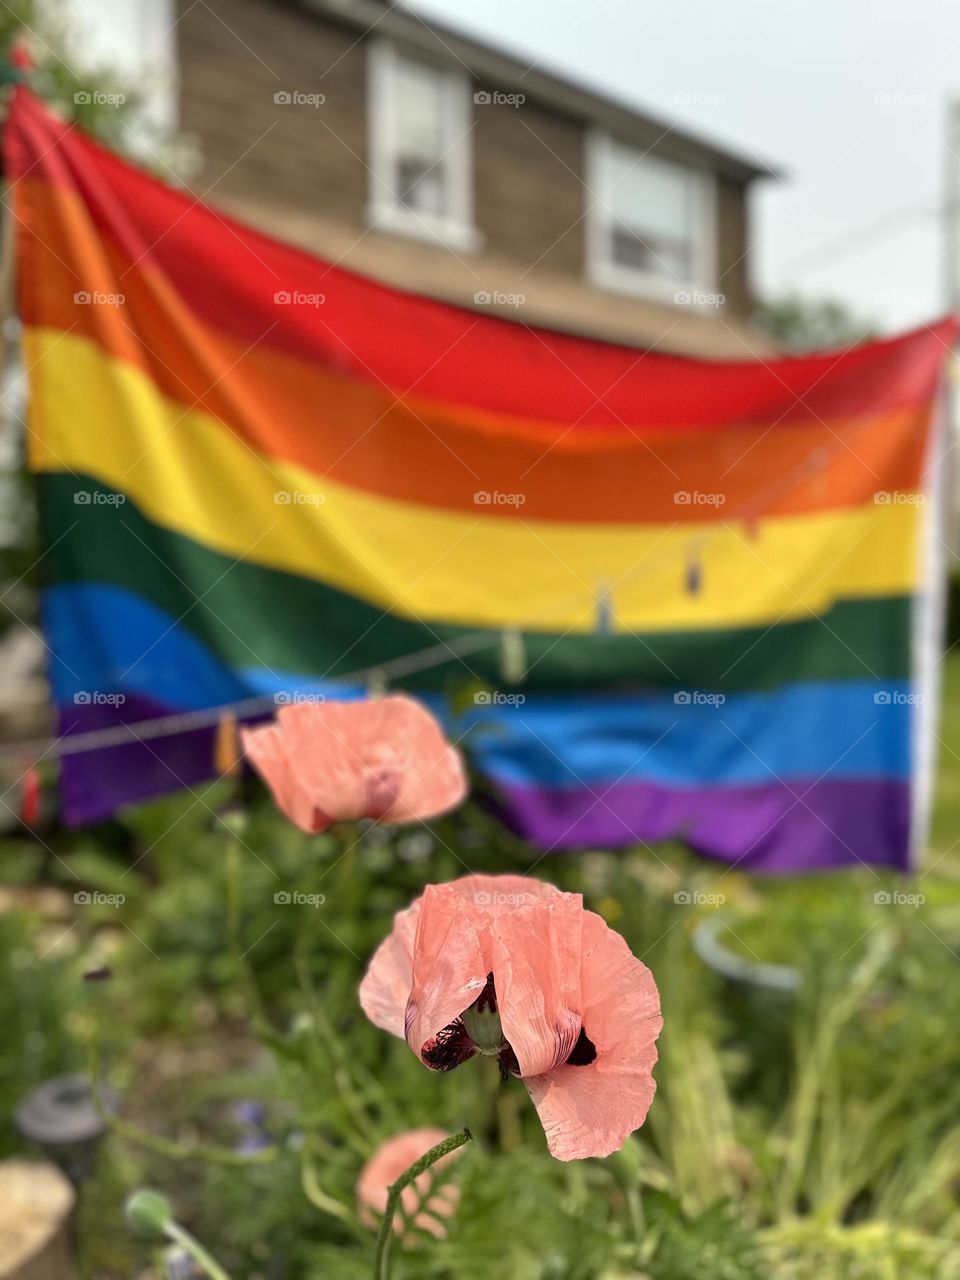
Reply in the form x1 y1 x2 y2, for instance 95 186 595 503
39 474 913 692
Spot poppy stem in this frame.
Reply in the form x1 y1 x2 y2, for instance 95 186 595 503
163 1220 232 1280
372 1127 473 1280
478 1053 503 1147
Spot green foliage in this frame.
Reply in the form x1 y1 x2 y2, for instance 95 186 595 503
4 651 960 1276
753 294 875 353
0 910 79 1156
0 1 176 151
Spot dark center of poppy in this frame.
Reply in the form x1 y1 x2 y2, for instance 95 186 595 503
419 973 597 1078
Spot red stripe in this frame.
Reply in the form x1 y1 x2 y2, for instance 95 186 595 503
14 180 933 522
7 86 958 431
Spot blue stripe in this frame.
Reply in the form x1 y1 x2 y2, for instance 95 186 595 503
43 583 247 711
44 583 913 785
461 685 912 786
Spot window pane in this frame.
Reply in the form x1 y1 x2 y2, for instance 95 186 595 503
597 143 699 281
396 158 447 214
394 60 445 157
392 57 449 216
610 225 692 280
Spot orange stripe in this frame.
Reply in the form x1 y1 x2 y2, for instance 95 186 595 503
17 178 932 523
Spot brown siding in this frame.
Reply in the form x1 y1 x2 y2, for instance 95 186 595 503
473 97 584 277
176 0 763 351
716 176 753 319
177 0 368 223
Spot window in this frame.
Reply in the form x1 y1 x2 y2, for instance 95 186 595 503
367 42 478 250
586 133 715 302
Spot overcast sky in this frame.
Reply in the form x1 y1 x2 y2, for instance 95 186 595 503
67 0 960 334
409 0 960 333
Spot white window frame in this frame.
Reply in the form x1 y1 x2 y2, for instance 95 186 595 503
585 130 717 306
366 39 479 253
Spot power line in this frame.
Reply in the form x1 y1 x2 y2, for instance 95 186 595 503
779 202 947 275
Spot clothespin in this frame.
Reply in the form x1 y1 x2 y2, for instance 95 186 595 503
214 710 242 778
499 627 527 684
685 543 703 596
595 581 615 635
367 668 387 698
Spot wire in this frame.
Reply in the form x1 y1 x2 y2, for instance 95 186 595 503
779 202 942 274
0 630 504 761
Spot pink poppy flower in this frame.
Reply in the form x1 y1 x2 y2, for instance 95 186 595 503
360 874 662 1161
357 1127 462 1238
240 695 466 833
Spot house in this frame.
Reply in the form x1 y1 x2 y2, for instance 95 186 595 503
70 0 779 355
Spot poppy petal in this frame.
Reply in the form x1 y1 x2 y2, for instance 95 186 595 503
523 910 662 1161
373 698 467 823
246 696 466 829
359 897 422 1038
240 721 327 832
449 873 562 914
404 884 489 1064
490 890 584 1077
276 700 382 822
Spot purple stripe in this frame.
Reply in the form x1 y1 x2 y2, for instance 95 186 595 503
488 776 911 873
57 695 228 824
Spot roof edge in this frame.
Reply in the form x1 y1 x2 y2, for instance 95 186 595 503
302 0 782 183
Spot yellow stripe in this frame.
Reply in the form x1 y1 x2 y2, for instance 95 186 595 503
27 328 922 633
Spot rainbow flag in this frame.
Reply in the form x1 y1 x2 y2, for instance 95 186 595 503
7 87 955 870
